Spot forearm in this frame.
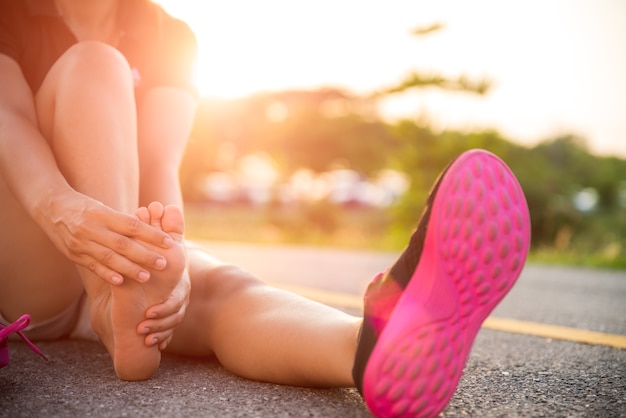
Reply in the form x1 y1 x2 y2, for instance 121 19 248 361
0 112 74 221
0 55 74 223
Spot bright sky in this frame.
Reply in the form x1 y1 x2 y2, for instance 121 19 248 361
156 0 626 158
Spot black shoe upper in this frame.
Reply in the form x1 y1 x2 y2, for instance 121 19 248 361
351 156 457 395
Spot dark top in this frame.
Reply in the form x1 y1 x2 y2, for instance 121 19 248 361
0 0 197 99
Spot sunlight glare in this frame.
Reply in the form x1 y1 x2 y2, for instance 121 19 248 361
154 0 626 157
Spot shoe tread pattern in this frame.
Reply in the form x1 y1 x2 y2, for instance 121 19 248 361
364 150 530 418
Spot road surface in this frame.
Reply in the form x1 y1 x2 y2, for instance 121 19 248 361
1 242 624 417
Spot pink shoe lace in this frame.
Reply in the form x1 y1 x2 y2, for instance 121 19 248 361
0 314 48 368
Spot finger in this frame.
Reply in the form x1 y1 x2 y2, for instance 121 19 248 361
116 212 173 248
145 286 188 319
82 240 155 283
145 298 182 320
79 254 125 285
85 204 171 249
137 309 184 335
95 229 168 276
159 335 173 351
144 330 173 347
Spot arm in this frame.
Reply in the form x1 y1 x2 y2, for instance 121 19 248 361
0 56 71 217
0 54 172 285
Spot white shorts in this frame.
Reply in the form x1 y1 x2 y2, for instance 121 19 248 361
0 293 98 342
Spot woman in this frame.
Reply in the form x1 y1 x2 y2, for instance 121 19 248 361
0 1 531 416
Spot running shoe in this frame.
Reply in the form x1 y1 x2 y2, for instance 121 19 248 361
0 314 48 368
352 149 530 417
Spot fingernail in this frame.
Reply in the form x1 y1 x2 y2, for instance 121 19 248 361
155 257 167 269
163 237 174 247
148 312 158 319
112 275 123 285
140 327 150 335
138 271 150 282
151 337 159 346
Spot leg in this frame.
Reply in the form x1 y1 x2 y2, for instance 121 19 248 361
40 42 188 380
164 149 529 418
0 41 133 332
165 243 361 387
2 41 183 380
34 41 147 377
0 174 83 335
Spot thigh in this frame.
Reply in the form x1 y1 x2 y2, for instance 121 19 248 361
0 176 83 325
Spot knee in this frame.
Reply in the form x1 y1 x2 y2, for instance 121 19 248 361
193 264 265 303
59 41 134 89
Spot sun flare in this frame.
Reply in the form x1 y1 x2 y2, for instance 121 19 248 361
155 1 367 99
154 0 626 157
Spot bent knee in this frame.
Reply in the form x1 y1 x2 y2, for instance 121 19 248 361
192 264 265 302
35 41 136 138
39 41 134 98
64 41 132 78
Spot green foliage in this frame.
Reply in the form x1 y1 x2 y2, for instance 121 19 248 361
385 123 626 268
179 17 626 268
374 72 491 97
265 199 341 236
184 90 398 178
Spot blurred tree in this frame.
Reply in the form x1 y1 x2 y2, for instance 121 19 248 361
372 23 491 98
185 89 399 179
179 21 626 267
373 22 495 237
388 122 528 231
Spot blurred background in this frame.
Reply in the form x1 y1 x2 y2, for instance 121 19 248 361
155 0 626 269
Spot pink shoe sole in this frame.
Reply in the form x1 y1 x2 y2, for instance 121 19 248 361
362 150 530 417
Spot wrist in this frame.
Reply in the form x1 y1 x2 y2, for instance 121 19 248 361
31 185 76 226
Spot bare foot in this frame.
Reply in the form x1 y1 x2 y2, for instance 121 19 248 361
109 202 186 380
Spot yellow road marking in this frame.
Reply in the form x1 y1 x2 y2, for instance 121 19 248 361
482 317 626 350
271 282 626 350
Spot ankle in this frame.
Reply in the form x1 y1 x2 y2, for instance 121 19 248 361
87 291 111 340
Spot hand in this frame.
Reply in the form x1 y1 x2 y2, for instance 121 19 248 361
137 268 191 350
41 190 173 285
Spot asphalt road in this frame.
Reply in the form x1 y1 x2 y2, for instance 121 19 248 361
1 241 625 417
